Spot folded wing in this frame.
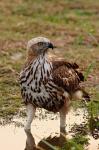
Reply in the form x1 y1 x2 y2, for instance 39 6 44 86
52 61 84 93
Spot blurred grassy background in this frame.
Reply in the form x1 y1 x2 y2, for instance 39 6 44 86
0 0 99 122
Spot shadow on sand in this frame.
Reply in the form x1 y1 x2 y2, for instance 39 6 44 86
25 130 66 150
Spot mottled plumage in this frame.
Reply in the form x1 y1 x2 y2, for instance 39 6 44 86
20 55 88 112
19 37 90 132
20 54 65 112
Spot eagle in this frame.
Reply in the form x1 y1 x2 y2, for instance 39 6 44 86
19 37 90 133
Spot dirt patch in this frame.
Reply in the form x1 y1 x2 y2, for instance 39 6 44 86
0 40 26 51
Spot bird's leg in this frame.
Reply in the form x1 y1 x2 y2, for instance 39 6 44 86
59 95 70 135
59 107 67 146
24 103 36 132
25 129 36 150
60 109 67 134
59 97 70 145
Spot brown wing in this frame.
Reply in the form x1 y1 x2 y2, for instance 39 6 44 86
52 60 79 70
52 61 84 93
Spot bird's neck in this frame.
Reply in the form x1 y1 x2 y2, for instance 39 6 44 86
25 50 38 67
25 51 47 67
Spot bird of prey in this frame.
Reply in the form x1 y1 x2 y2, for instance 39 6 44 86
19 37 90 133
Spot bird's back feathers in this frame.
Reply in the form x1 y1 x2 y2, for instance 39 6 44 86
52 60 84 93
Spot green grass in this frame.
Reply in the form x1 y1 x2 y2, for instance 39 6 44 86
61 135 89 150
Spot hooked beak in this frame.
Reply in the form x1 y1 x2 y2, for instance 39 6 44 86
48 43 57 49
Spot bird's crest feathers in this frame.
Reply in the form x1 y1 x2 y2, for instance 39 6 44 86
27 37 50 50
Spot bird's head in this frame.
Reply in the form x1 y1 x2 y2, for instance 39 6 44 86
27 37 55 56
25 37 55 66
